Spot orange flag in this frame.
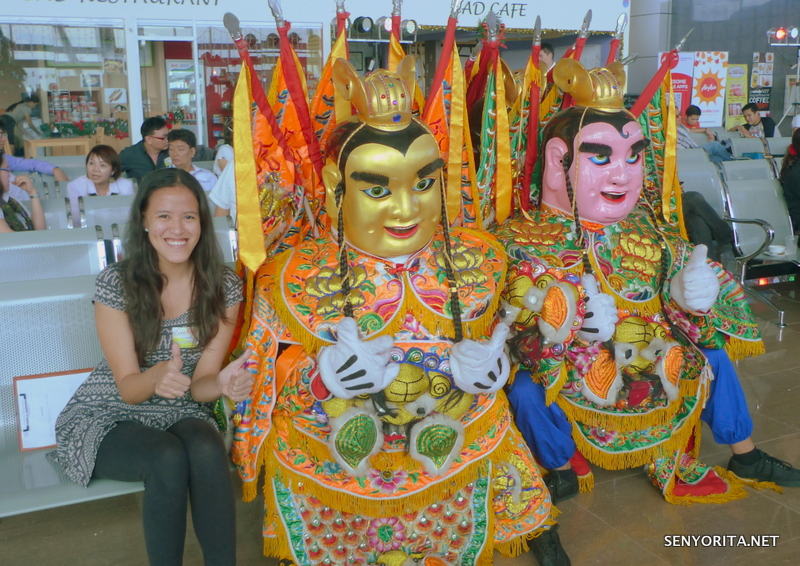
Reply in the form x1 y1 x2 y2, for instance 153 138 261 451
423 19 479 228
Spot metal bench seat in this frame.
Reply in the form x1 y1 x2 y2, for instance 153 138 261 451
0 276 143 518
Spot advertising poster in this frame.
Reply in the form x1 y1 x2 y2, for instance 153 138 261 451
749 87 772 116
725 64 748 130
751 52 775 88
691 51 728 127
785 75 799 120
660 51 695 115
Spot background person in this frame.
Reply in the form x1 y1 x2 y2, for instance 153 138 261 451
6 94 42 156
213 129 233 176
67 144 134 227
0 160 44 232
167 129 217 192
51 169 253 566
682 104 715 140
120 117 170 183
735 102 776 138
677 108 734 163
0 124 69 182
780 128 800 234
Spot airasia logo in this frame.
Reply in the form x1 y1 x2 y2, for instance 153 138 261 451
700 78 718 96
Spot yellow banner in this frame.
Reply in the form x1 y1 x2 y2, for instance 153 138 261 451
233 64 266 271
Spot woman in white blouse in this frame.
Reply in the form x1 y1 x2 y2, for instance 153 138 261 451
67 144 134 227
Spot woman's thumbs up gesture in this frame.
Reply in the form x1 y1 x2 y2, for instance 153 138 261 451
155 341 192 399
216 348 256 402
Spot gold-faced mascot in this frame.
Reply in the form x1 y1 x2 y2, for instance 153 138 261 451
494 58 799 505
232 57 566 566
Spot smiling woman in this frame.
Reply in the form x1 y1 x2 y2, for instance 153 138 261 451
50 168 252 566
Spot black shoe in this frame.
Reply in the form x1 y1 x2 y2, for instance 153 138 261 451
529 524 571 566
728 449 800 487
545 468 579 505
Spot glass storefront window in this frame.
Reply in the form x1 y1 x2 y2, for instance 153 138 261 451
0 22 130 155
196 23 323 149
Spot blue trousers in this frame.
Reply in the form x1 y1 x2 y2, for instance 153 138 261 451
700 141 734 163
507 348 754 469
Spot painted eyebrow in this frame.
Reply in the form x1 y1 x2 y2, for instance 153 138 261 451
631 139 650 153
350 171 390 186
417 158 444 179
578 142 612 157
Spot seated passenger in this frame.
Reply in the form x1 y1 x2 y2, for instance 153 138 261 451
119 117 169 183
779 129 800 233
0 123 69 182
677 106 733 163
67 144 134 227
1 143 44 231
167 129 217 192
51 169 253 565
734 103 776 139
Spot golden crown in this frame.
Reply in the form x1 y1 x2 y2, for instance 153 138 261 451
332 56 416 131
553 58 626 111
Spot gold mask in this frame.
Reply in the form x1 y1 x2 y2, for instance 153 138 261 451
324 55 444 258
324 133 443 258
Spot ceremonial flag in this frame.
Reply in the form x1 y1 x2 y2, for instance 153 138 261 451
423 12 479 228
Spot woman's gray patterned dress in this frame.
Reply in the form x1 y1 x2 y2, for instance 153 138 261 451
50 263 243 487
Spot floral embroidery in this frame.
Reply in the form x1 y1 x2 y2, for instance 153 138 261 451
367 517 406 552
368 468 408 494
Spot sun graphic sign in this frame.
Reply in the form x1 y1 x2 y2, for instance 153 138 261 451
691 51 729 127
694 70 724 104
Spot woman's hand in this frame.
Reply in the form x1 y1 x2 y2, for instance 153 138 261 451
154 342 192 398
216 348 256 402
12 174 36 196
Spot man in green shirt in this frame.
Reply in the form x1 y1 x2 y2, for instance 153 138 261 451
119 117 169 183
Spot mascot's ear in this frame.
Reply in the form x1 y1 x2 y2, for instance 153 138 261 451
553 58 594 105
333 58 368 104
396 55 417 96
500 59 518 106
323 158 343 223
542 137 569 195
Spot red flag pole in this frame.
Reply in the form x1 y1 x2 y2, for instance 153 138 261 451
631 50 678 118
424 15 458 116
275 21 324 181
521 18 543 212
606 13 628 66
223 12 293 162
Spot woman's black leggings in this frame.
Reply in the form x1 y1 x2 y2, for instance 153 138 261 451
93 418 236 566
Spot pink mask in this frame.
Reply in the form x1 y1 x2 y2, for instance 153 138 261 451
542 121 646 226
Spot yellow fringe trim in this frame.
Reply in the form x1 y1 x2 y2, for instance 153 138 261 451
494 510 560 559
286 397 508 476
716 466 783 494
567 379 708 471
544 364 569 406
577 471 594 493
263 429 517 519
663 465 750 506
724 336 765 362
554 370 704 434
272 230 507 356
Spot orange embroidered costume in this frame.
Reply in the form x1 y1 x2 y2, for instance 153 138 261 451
227 8 556 558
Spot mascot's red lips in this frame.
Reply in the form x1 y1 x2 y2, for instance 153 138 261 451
385 224 419 238
601 190 627 202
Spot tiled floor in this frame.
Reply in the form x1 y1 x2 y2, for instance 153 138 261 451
2 281 800 565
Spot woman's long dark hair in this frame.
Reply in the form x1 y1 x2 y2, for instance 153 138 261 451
121 168 227 364
780 128 800 181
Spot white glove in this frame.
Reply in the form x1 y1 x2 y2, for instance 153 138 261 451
670 245 720 314
577 274 619 343
450 323 511 395
317 317 400 399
